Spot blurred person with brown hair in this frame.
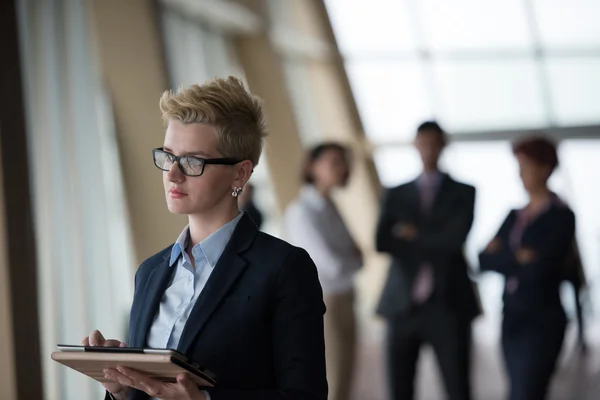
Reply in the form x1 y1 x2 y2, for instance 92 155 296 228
284 142 362 400
479 136 575 400
376 121 479 400
81 77 328 400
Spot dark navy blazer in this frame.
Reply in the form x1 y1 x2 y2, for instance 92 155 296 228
479 201 576 319
113 213 328 400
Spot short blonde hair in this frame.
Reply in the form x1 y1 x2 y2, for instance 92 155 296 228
159 76 267 166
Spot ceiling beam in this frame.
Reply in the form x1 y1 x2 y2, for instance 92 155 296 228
160 0 263 34
369 125 600 148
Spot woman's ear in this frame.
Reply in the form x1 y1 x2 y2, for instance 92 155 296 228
233 159 254 187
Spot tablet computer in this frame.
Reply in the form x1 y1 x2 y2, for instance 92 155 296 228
51 345 216 387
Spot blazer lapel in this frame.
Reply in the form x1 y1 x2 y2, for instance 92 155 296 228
130 252 175 348
177 214 256 354
405 180 421 217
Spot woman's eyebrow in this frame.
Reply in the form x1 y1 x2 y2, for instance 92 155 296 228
162 147 212 157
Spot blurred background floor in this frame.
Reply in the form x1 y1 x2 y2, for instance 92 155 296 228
352 318 600 400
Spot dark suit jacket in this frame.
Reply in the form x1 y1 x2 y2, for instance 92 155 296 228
111 213 327 400
242 200 263 229
375 174 480 320
479 202 575 319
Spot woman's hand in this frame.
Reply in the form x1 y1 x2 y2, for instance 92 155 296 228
393 222 418 241
104 367 206 400
484 238 501 254
81 330 130 399
516 247 536 264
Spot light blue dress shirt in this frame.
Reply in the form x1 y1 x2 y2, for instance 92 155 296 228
145 212 243 400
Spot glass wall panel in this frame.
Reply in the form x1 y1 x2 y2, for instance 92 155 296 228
418 0 533 52
545 58 600 125
433 59 547 131
324 0 417 56
346 60 432 143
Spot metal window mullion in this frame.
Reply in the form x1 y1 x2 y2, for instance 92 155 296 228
523 0 557 127
405 0 438 122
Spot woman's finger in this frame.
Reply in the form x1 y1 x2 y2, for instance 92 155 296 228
89 330 105 346
117 367 165 398
177 373 198 394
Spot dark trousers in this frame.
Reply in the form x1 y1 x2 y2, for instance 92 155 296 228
385 307 472 400
502 314 566 400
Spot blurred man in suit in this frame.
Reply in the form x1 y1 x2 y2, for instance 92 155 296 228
375 121 480 400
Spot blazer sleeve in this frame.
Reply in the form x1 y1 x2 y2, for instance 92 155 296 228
479 209 576 284
479 211 519 274
513 209 576 284
415 185 476 254
206 248 328 400
375 188 414 260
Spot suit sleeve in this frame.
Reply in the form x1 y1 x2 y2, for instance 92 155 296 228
375 188 414 260
513 209 576 284
479 209 575 284
415 185 475 254
206 248 328 400
479 211 519 274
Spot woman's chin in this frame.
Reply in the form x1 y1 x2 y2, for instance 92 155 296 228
167 203 190 215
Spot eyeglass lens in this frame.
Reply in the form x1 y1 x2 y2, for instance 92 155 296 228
154 150 205 176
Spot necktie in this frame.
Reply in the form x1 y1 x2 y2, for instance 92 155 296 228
412 264 434 304
413 176 437 304
420 177 436 213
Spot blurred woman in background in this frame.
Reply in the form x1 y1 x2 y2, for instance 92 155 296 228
284 142 362 400
479 136 575 400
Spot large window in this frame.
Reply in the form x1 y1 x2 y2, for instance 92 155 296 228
376 139 600 322
325 0 600 140
325 0 600 319
18 0 135 398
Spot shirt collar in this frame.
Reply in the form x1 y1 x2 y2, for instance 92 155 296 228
169 211 244 267
517 192 565 220
417 170 444 188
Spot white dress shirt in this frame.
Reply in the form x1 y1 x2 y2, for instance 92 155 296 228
284 185 362 294
145 212 243 400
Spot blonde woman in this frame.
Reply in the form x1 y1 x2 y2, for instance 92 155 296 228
82 77 327 400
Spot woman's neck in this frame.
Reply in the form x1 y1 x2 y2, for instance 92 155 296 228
187 204 239 246
313 182 332 198
527 186 552 213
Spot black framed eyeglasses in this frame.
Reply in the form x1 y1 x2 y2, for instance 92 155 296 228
152 148 242 177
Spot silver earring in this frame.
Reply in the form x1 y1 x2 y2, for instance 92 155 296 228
232 187 242 197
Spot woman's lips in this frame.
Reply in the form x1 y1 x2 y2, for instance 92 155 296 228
169 188 187 199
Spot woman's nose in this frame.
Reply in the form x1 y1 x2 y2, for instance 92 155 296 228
166 162 184 181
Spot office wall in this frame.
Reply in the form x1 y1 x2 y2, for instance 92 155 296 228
0 1 43 398
89 0 187 264
0 140 17 400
